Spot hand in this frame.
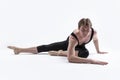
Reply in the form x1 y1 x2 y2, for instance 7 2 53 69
98 51 108 54
92 60 108 65
95 61 108 65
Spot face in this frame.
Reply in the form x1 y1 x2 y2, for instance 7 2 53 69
80 26 90 36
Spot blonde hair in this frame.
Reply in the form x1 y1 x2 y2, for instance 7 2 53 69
78 18 92 29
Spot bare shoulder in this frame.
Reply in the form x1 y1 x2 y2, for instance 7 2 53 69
69 35 77 43
70 29 79 39
93 29 97 34
69 35 78 46
92 29 98 40
72 29 79 35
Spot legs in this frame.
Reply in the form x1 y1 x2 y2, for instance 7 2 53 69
8 45 78 56
8 39 69 55
48 50 68 56
37 40 68 52
7 46 70 56
77 47 89 58
8 46 38 54
49 50 79 57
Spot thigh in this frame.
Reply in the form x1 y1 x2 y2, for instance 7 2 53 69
37 40 68 52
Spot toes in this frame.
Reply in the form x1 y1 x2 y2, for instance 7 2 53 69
8 46 16 49
8 46 20 54
14 51 19 55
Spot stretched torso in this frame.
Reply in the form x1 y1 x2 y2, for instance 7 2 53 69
70 28 94 46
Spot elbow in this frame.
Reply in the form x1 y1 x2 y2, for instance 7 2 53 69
67 55 75 63
68 58 72 63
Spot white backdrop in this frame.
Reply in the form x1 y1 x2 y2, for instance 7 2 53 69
0 0 120 80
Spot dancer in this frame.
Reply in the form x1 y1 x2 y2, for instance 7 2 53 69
8 18 108 65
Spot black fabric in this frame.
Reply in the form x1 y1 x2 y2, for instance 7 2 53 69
71 32 80 45
37 28 94 58
37 39 69 52
77 47 89 58
71 28 94 45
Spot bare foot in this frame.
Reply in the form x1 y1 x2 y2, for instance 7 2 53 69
49 51 59 56
8 46 20 54
48 50 63 56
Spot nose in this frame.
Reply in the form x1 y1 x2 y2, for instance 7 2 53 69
84 28 87 30
84 28 88 31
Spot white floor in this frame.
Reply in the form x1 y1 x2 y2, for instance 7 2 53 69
0 48 119 80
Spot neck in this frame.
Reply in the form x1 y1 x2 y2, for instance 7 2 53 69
79 30 91 38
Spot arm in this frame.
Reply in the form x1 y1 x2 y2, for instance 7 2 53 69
93 30 108 54
67 36 108 65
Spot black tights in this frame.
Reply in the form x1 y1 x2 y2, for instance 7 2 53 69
37 38 89 58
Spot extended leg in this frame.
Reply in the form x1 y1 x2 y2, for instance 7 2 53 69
8 46 38 54
8 39 68 54
37 40 68 52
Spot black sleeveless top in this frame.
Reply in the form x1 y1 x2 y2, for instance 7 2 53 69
71 28 94 48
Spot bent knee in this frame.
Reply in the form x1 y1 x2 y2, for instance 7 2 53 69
78 50 89 58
